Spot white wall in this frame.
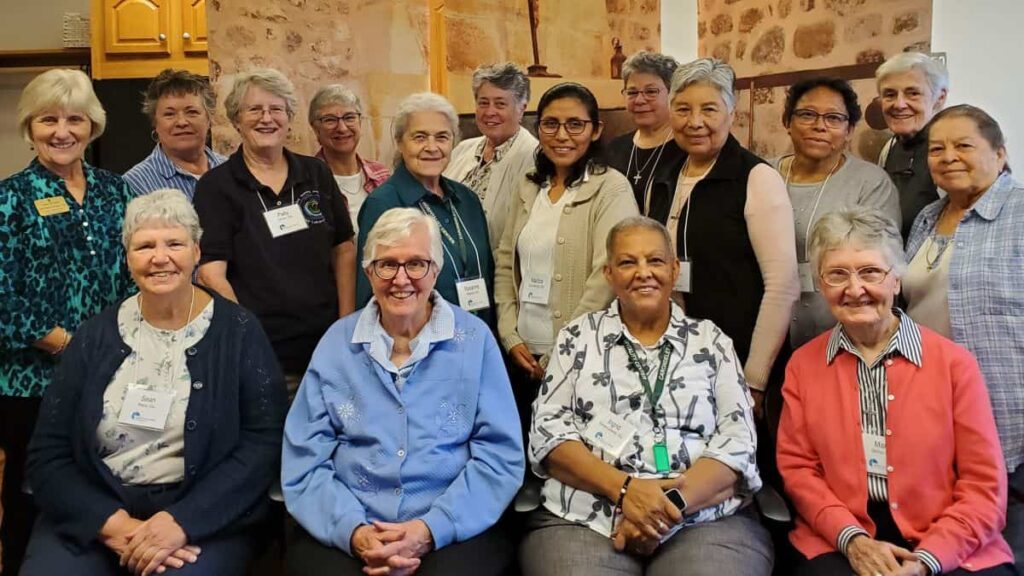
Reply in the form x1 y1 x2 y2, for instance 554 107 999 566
930 0 1023 165
661 0 698 64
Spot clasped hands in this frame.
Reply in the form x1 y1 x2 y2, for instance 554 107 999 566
846 534 929 576
100 509 198 576
351 519 435 576
611 477 683 557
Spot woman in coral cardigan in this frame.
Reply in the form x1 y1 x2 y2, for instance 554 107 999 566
777 208 1014 576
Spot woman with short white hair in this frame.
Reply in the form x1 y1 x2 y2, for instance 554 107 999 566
356 92 495 327
0 67 135 574
875 52 949 238
284 207 523 576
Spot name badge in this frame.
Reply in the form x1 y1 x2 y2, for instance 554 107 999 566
521 273 550 305
862 433 887 476
118 385 176 431
798 262 817 293
263 204 309 238
585 411 637 458
674 260 692 293
456 277 490 311
34 196 70 217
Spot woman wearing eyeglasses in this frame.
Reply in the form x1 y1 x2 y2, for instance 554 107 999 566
769 77 900 348
607 52 686 214
494 82 638 447
308 84 390 235
194 69 355 392
778 208 1014 576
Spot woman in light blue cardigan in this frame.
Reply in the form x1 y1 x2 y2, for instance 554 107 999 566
282 207 524 576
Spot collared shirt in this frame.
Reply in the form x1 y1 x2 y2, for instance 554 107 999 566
530 300 761 538
281 295 523 554
906 171 1024 473
312 150 391 194
123 145 226 200
193 147 354 374
828 310 939 575
0 159 135 397
461 131 519 201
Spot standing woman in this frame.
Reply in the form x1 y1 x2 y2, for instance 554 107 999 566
607 51 685 214
0 68 134 574
770 77 900 347
494 82 638 441
647 58 799 403
446 63 538 250
308 84 390 235
123 69 226 199
904 105 1024 572
194 69 355 390
356 92 495 326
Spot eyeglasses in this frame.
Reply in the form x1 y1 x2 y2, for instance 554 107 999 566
243 105 289 120
820 265 892 287
621 87 664 101
791 109 849 128
371 258 433 280
317 113 361 129
538 118 592 136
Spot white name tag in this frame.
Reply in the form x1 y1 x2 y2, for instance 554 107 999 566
586 411 637 458
674 260 692 293
456 277 490 311
798 262 817 293
118 385 176 431
263 204 309 238
862 433 887 476
521 273 551 305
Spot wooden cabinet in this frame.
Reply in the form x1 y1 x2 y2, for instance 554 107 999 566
92 0 209 79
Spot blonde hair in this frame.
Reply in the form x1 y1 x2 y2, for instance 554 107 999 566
17 68 106 143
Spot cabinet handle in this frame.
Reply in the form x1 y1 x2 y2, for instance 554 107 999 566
183 32 191 40
158 33 167 41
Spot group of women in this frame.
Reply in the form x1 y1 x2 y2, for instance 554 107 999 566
0 46 1020 576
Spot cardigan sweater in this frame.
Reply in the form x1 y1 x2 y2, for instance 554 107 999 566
777 324 1012 572
494 167 639 355
26 287 287 552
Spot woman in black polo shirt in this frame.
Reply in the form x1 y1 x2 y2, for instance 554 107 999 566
194 69 355 390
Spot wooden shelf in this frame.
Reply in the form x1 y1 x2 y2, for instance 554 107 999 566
0 48 91 70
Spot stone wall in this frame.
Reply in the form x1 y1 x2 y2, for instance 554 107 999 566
697 0 932 160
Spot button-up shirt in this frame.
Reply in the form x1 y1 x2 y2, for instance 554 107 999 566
123 144 226 200
906 172 1024 473
530 300 761 538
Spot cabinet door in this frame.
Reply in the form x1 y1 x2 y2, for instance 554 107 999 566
104 0 171 55
181 0 208 54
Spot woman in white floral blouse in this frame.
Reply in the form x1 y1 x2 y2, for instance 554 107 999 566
519 216 772 576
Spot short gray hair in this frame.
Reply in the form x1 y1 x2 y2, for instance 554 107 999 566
122 188 203 248
392 92 460 145
224 68 299 122
670 58 736 112
875 52 949 101
622 51 680 89
808 209 905 278
17 68 106 143
471 63 530 106
308 84 362 125
361 208 445 272
606 216 673 257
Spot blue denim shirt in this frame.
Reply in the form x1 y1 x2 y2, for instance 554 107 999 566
281 294 523 554
906 171 1024 472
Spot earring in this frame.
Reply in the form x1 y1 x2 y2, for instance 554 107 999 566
151 130 159 143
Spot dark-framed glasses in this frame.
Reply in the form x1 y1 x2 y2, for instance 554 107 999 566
792 109 849 129
317 113 361 130
371 258 433 280
621 87 664 101
821 265 892 287
538 118 592 136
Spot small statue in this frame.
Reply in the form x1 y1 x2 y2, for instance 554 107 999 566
610 37 626 79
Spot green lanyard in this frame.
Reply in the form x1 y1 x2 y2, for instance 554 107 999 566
418 199 469 267
621 339 673 473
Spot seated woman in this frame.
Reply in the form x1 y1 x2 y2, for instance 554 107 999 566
520 216 771 576
777 208 1014 576
22 189 288 576
282 208 523 576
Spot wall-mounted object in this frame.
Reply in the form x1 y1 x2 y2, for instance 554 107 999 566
63 13 92 48
91 0 209 79
610 37 625 79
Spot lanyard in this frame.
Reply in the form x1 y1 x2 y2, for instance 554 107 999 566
255 186 296 213
419 199 483 281
783 154 842 261
133 287 195 388
621 339 673 429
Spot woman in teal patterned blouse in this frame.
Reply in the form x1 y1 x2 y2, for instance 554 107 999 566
0 68 134 573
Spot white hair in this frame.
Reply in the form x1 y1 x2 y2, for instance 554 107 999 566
670 58 737 112
808 208 906 278
122 188 202 248
875 52 949 100
224 68 299 122
391 92 460 145
361 208 444 272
